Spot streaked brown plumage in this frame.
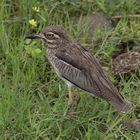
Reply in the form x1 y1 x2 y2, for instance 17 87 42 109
26 26 132 113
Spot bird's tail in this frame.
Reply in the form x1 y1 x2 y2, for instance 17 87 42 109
98 74 133 113
109 97 132 114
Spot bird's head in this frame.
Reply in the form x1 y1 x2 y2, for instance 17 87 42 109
26 26 70 47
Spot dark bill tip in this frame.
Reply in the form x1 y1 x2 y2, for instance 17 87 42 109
25 34 41 39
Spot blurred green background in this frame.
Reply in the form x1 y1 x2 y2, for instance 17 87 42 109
0 0 140 139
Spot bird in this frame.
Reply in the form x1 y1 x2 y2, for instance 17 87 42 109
26 26 132 114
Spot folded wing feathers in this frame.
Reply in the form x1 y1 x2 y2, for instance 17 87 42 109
55 43 132 113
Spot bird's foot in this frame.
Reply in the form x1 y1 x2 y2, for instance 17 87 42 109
64 94 80 116
68 94 80 107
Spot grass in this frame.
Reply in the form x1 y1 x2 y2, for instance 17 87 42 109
0 0 140 139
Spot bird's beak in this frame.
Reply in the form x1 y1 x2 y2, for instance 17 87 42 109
26 33 45 40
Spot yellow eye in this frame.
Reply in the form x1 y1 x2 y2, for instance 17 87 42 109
45 33 55 39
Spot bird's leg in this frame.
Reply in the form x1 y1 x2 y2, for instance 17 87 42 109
68 86 73 106
64 86 81 116
67 86 80 107
67 86 81 107
64 85 73 116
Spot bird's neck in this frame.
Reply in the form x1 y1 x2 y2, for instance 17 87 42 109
47 45 59 55
47 44 58 49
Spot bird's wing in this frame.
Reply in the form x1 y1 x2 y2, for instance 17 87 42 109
55 44 131 113
55 44 115 98
55 44 102 96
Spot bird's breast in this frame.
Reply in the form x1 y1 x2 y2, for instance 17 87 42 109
47 49 61 77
